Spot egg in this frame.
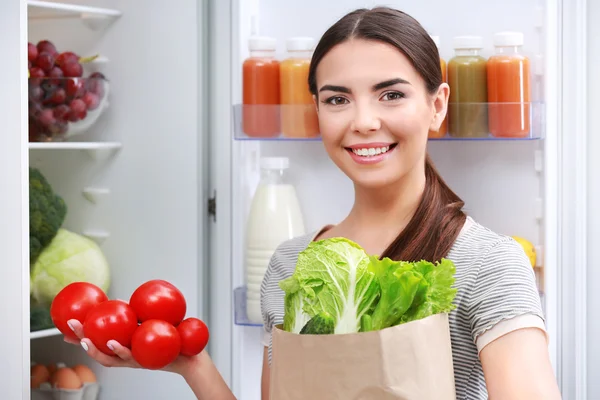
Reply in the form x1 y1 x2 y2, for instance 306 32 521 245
47 363 57 375
72 364 97 383
50 366 82 390
30 363 50 389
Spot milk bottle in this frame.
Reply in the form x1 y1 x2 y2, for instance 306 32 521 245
245 157 305 323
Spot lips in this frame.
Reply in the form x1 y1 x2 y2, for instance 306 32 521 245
344 143 398 165
345 142 396 150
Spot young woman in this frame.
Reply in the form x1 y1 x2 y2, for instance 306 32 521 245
64 7 562 400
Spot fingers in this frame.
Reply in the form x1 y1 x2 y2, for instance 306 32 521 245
80 339 130 368
63 336 80 345
63 318 140 369
106 340 139 366
67 319 85 339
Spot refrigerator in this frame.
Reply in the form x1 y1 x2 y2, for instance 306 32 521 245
0 0 592 399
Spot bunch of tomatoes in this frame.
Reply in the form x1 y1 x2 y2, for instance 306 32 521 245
50 279 209 370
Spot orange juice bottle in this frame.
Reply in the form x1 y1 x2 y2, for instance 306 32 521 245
280 37 319 138
487 32 531 138
242 36 280 137
429 35 447 139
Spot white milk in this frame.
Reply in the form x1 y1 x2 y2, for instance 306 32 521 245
245 157 305 324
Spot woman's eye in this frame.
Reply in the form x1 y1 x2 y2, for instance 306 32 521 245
381 91 405 101
324 96 349 105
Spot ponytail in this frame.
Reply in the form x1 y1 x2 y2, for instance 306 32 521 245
380 155 466 263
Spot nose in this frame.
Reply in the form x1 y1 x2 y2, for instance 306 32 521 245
350 102 381 134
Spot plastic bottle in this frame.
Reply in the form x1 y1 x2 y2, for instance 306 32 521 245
242 36 280 137
280 37 320 138
448 36 488 138
487 32 531 138
428 35 448 139
245 157 305 323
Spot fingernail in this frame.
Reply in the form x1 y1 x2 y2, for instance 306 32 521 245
81 341 89 352
67 322 74 332
107 341 114 351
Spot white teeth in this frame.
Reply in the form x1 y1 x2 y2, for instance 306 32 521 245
352 146 390 157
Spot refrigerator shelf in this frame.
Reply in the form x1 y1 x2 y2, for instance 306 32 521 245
232 102 545 141
30 328 61 340
27 1 122 30
233 286 263 327
29 142 122 161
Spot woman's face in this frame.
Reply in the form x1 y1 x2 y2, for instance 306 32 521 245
314 39 448 189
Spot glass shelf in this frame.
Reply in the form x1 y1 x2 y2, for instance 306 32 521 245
232 102 544 141
233 286 263 327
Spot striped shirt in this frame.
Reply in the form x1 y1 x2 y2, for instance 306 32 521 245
260 216 546 399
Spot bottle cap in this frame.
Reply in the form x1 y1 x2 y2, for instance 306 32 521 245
453 36 484 50
286 37 315 52
260 157 289 170
248 36 277 51
493 32 524 47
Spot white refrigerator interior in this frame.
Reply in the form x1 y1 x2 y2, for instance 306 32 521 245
222 0 579 399
0 0 589 399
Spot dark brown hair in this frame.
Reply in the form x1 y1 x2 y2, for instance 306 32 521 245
308 7 466 263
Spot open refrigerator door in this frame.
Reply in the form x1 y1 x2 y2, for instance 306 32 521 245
22 1 209 399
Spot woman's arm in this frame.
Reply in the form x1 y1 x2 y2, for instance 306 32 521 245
181 351 237 400
65 319 237 400
261 346 271 400
480 327 561 399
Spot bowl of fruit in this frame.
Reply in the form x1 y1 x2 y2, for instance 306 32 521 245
28 40 110 143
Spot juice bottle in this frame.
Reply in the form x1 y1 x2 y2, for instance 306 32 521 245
448 36 488 138
244 157 305 323
487 32 531 138
428 35 448 139
280 37 319 138
242 36 280 137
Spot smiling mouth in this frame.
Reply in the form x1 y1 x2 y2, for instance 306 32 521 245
344 143 398 157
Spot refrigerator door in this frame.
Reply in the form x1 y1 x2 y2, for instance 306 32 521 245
547 0 589 398
587 1 600 397
0 1 30 398
25 1 209 399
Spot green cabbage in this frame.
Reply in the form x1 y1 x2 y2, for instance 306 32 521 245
30 228 111 305
280 237 457 334
279 238 380 334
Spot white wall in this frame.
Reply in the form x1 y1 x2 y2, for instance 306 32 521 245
0 0 29 398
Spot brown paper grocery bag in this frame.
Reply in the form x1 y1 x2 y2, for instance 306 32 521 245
269 313 456 400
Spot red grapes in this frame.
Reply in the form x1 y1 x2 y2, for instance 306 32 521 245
28 40 107 142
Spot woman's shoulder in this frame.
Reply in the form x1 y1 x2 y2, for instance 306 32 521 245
270 232 315 267
450 216 532 267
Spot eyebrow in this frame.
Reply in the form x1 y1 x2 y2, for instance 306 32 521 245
318 77 411 94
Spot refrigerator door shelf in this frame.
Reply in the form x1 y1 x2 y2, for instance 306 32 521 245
232 102 545 141
234 286 263 327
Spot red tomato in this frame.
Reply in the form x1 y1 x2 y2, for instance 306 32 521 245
83 300 139 355
129 280 186 326
177 317 210 357
50 282 109 341
131 319 181 370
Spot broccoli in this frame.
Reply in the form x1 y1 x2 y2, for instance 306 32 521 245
29 167 67 265
300 312 335 335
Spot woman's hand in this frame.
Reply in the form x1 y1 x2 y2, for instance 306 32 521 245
63 319 197 376
63 319 236 399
